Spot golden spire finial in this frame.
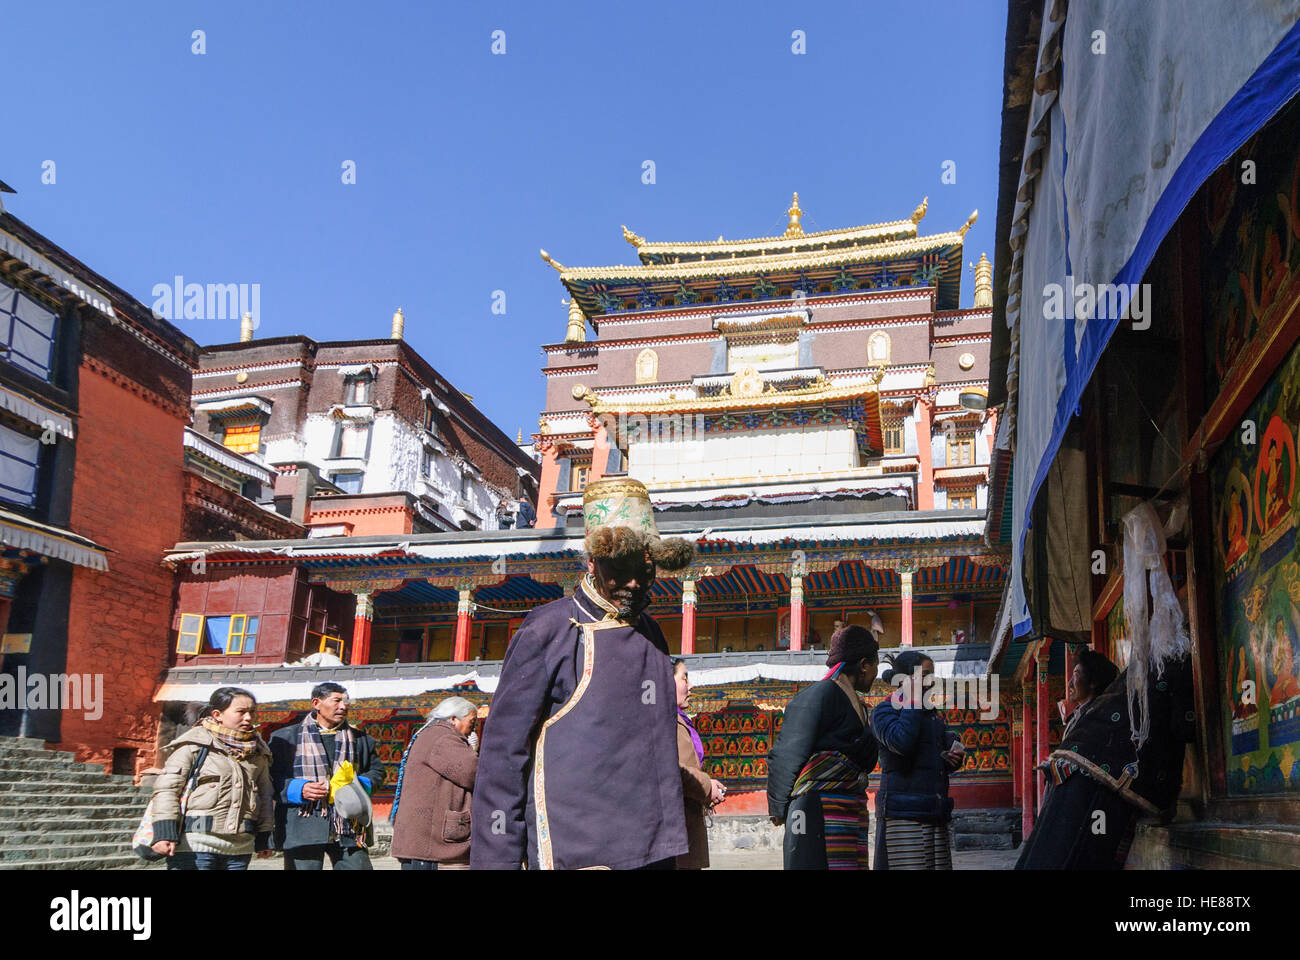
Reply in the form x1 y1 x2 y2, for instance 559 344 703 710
910 197 928 224
391 306 405 340
958 209 978 237
516 429 523 444
972 253 993 308
622 225 645 247
564 297 586 343
784 192 805 238
539 249 565 272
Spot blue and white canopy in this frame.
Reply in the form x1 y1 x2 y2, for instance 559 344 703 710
999 0 1300 642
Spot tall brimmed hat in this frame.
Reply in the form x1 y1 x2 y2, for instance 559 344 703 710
583 478 694 571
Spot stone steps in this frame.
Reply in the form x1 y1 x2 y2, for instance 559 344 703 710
0 771 147 790
0 817 140 838
1 757 114 775
0 791 146 809
0 735 154 870
0 853 160 871
0 826 144 849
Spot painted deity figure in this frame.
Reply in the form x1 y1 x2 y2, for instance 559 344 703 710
1269 615 1300 707
1226 494 1250 566
1264 439 1291 531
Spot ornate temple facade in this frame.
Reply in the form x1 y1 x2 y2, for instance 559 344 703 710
157 197 1015 819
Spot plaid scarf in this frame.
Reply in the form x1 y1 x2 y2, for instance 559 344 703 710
199 717 261 763
292 712 360 841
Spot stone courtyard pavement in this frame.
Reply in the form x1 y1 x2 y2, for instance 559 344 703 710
243 846 1019 870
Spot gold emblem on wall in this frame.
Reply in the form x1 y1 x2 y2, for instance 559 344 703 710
635 348 659 383
730 364 765 398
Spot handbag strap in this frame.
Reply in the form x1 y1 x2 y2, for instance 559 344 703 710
177 745 211 823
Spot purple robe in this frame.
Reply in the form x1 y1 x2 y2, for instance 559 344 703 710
470 583 688 869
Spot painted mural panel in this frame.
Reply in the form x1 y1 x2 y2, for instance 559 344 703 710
1202 96 1300 400
1211 340 1300 796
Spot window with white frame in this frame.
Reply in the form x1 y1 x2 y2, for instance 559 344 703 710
0 422 41 508
331 422 371 459
0 280 58 381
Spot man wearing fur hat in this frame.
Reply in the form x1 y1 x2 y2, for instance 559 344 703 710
471 479 695 869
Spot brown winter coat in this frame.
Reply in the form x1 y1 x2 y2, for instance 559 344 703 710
390 720 477 865
676 716 713 870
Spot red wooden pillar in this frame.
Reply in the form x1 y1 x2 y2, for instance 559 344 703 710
588 418 611 487
1036 640 1052 806
350 592 373 665
453 586 474 661
789 574 805 652
1020 683 1035 839
535 441 561 529
915 396 935 509
899 565 915 646
1011 720 1022 804
680 579 696 655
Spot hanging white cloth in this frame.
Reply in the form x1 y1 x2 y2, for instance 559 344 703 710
1121 502 1191 749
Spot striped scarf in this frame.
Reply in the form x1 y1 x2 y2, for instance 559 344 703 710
292 712 358 841
199 718 260 762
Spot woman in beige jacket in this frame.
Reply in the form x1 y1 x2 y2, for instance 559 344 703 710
150 686 275 870
673 660 725 869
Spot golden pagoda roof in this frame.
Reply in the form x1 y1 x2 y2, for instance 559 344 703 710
622 196 932 264
547 212 976 284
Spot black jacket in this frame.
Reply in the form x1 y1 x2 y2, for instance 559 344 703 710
767 679 878 820
268 719 385 850
870 700 959 823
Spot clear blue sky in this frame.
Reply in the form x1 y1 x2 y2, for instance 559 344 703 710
4 0 1004 440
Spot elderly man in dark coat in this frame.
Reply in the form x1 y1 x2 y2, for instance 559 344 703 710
470 478 694 870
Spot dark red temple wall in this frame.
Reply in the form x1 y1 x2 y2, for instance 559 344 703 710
173 566 299 666
932 340 991 382
811 321 931 370
63 366 189 771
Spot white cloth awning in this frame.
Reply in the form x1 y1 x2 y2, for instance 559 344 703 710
164 517 987 566
155 670 500 703
196 397 272 418
183 429 273 484
0 229 115 317
0 509 108 570
1001 1 1300 639
0 384 74 439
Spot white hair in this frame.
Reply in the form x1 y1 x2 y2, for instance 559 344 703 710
430 696 476 721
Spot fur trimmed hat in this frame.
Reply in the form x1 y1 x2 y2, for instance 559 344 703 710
583 478 694 572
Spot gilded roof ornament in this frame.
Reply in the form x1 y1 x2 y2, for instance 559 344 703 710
784 192 805 238
622 225 645 247
972 252 993 308
564 298 587 343
539 249 566 272
910 197 928 224
958 209 978 237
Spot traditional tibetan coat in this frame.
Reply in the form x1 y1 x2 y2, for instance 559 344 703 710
470 580 688 870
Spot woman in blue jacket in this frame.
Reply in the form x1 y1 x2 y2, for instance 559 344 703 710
870 649 964 869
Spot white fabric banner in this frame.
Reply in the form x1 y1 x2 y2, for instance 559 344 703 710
1004 0 1300 637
